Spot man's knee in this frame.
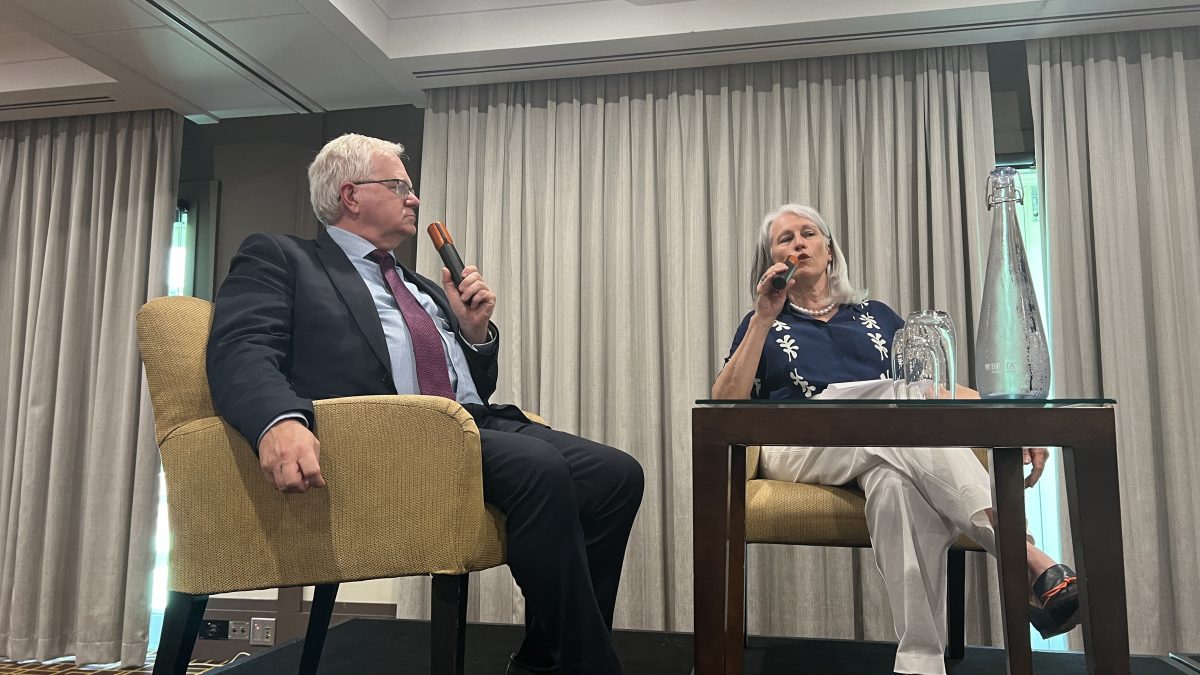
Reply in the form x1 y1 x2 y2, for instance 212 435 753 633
611 449 644 505
590 444 644 503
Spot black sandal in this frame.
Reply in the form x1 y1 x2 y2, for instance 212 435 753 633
1028 563 1081 639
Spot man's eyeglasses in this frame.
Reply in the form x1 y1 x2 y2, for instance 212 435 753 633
352 179 415 200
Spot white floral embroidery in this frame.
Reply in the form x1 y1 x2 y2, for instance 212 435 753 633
868 332 889 360
776 335 799 360
855 301 870 311
859 312 880 330
772 320 788 332
789 369 816 398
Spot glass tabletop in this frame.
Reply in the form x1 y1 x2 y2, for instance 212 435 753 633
696 398 1115 408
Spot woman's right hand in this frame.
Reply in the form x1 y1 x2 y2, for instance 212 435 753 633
753 261 795 323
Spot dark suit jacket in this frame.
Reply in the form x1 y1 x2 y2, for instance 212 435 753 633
206 227 500 450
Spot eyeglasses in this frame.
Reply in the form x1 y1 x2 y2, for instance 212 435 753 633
351 179 415 200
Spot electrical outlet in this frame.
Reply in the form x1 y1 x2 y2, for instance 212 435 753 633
199 619 229 640
249 617 276 646
228 621 250 640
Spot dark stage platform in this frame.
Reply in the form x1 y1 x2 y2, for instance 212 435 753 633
213 618 1189 674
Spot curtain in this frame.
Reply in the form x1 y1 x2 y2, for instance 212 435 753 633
0 110 183 665
415 47 1001 643
1028 28 1200 654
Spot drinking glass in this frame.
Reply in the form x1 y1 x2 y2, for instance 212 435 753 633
904 310 957 398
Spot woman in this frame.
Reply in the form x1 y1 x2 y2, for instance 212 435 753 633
712 203 1079 675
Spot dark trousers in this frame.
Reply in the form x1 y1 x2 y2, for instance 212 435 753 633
473 413 644 675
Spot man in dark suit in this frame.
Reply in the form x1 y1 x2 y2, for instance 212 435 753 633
207 133 643 675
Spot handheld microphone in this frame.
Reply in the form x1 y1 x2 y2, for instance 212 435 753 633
427 221 466 286
771 255 800 290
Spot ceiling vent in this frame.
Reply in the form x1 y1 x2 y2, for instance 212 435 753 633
0 95 116 112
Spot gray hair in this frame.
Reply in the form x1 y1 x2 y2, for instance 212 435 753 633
751 203 867 305
308 133 406 225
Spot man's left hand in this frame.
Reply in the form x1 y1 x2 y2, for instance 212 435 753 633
1023 447 1049 488
442 265 495 344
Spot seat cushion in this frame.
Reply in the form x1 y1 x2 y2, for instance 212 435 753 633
746 479 984 551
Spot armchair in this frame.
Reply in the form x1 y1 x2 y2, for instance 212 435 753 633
137 296 523 675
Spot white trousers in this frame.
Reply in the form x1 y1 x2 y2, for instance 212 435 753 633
759 381 1009 675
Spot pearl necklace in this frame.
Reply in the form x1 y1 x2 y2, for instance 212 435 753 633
789 301 837 317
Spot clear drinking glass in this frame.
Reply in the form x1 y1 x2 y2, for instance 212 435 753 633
894 311 957 399
904 310 957 398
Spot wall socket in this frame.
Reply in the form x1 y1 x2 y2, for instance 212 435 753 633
198 619 228 640
249 617 276 646
228 621 250 640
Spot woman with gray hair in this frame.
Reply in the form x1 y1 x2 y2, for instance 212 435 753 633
712 203 1079 675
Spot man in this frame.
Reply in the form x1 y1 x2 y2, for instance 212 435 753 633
206 133 644 675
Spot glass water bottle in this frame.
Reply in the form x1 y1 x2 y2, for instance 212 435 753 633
974 167 1051 398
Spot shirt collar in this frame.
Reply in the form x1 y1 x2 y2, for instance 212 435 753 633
325 225 390 263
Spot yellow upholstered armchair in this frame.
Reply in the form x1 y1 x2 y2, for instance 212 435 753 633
137 296 525 675
743 445 988 657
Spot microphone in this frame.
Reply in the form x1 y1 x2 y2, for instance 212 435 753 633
772 255 800 290
427 221 466 286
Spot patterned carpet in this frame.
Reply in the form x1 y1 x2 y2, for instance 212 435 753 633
0 661 227 674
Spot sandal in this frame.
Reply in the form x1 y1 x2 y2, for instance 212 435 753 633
1028 563 1081 639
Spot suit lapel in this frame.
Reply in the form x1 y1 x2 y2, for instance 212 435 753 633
315 228 393 374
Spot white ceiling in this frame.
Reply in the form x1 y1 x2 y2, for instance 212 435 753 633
1 0 1197 124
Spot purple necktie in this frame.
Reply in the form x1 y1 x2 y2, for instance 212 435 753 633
366 249 456 399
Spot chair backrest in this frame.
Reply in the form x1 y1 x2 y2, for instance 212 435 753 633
136 296 217 444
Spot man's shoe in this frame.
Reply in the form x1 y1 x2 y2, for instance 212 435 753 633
506 650 558 674
1028 564 1081 639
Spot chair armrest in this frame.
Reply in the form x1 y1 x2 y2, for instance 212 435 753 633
159 395 501 595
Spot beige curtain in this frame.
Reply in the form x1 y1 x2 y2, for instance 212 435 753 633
1028 28 1200 654
416 47 1001 643
0 110 183 665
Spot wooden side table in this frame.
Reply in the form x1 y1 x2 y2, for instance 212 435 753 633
691 399 1128 675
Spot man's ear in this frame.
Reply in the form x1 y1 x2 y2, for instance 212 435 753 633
339 183 359 216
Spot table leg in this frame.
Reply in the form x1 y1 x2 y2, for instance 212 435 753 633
694 437 732 675
990 447 1033 675
1063 444 1131 675
724 445 746 675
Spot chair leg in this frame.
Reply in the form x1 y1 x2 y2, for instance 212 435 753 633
946 548 966 660
153 591 208 675
299 584 339 675
431 574 469 675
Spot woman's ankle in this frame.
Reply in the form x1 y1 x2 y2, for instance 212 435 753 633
1026 542 1056 588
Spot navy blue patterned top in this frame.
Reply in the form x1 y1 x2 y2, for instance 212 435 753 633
724 300 905 399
